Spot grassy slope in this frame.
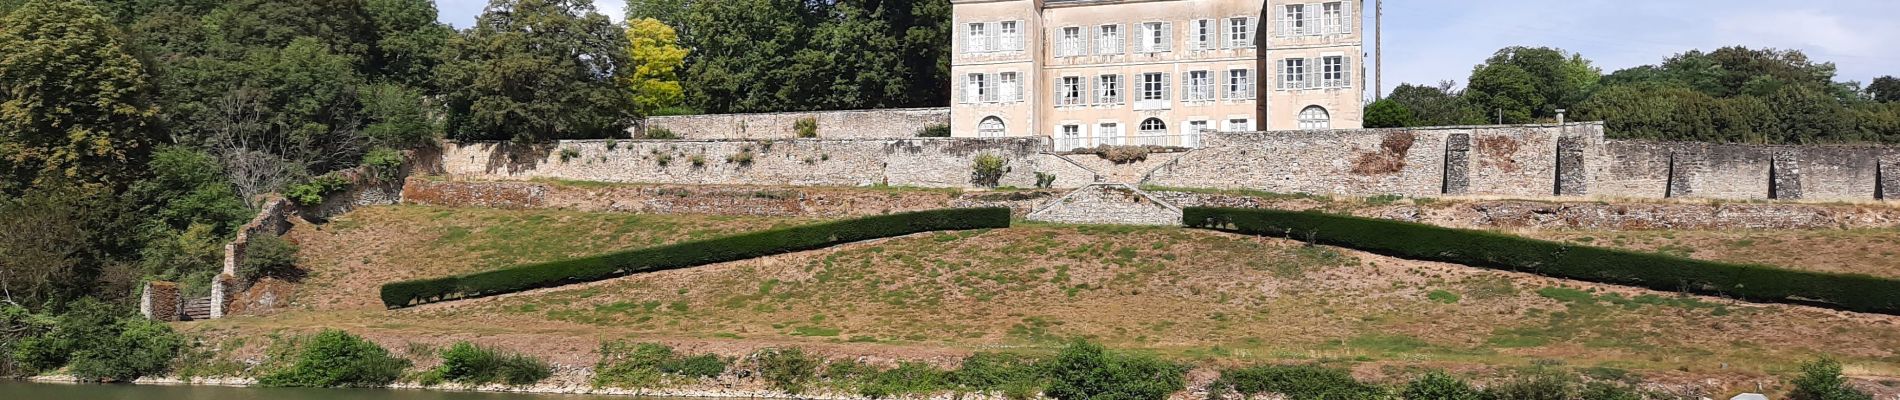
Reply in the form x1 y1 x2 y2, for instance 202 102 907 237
204 205 1900 389
1521 229 1900 279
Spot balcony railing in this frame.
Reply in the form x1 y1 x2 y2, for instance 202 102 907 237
1055 133 1205 152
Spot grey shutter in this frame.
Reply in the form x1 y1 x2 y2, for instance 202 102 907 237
1219 19 1230 48
1160 22 1174 52
1342 57 1353 88
1340 3 1353 34
1118 74 1127 103
1161 73 1173 100
1307 58 1320 90
1275 61 1286 90
1090 76 1100 105
1181 72 1192 99
1272 8 1284 38
1219 70 1231 98
956 75 967 103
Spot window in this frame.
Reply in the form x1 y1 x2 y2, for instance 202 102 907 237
1097 24 1123 55
1185 120 1209 147
962 73 987 103
1058 27 1085 57
1139 22 1171 53
1137 118 1168 146
1322 2 1351 34
1280 5 1306 36
1096 74 1123 104
1322 56 1347 88
1186 70 1214 100
1299 106 1331 130
1139 118 1167 134
979 117 1006 137
999 21 1022 51
1097 122 1123 146
1140 72 1169 101
1057 76 1084 106
1225 69 1254 99
1000 72 1022 102
1227 17 1253 48
1225 118 1252 132
1058 124 1084 151
1280 58 1307 89
967 23 989 53
1191 19 1213 50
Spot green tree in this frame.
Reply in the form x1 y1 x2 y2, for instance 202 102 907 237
364 0 454 90
1868 76 1900 103
1464 47 1600 121
0 0 159 193
1364 99 1416 128
1766 84 1854 144
441 0 635 141
1387 82 1486 126
625 18 688 118
1788 358 1872 400
1466 64 1540 124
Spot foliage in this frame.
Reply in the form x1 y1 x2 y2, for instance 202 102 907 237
285 173 353 206
360 84 439 150
361 147 407 182
953 352 1047 394
795 117 819 138
1184 207 1900 315
756 347 820 394
442 0 635 142
1402 371 1481 400
239 234 300 283
434 341 551 386
6 298 180 382
380 207 1011 307
1869 76 1900 103
625 18 688 118
129 147 252 235
1479 371 1575 400
1464 46 1600 123
1045 340 1186 400
1074 145 1151 164
1364 99 1416 128
0 184 142 306
68 316 183 382
594 341 727 388
660 0 951 113
859 362 951 398
971 154 1007 187
1788 358 1873 400
917 124 952 137
644 127 681 139
258 330 410 388
0 0 159 193
1385 83 1487 127
1208 364 1386 400
1035 172 1058 189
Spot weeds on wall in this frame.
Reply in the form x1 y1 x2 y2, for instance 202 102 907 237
689 154 707 168
653 150 673 167
644 127 680 139
972 154 1008 187
558 148 580 163
727 150 754 166
917 124 951 137
795 117 819 138
1035 172 1058 189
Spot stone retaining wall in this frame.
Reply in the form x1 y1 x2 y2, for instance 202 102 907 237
644 108 949 139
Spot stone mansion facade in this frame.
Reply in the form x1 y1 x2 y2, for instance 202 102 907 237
949 0 1365 149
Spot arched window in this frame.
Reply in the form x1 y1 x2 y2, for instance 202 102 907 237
978 117 1006 137
1298 106 1331 130
1139 118 1167 134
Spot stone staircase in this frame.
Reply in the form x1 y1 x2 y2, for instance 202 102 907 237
181 296 214 321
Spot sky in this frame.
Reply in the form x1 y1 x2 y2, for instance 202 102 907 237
434 0 1900 96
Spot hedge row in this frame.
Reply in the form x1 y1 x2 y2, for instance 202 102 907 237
1183 207 1900 315
382 208 1012 308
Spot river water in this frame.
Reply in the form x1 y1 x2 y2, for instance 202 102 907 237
0 381 674 400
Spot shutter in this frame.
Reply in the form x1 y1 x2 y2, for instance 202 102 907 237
1161 73 1173 101
1341 4 1353 34
1161 22 1174 52
986 73 999 102
1308 58 1320 90
1220 70 1231 98
957 75 968 103
1272 8 1284 38
1275 62 1286 90
1091 76 1101 105
1181 72 1192 100
1218 19 1230 48
1118 75 1127 103
1342 56 1353 88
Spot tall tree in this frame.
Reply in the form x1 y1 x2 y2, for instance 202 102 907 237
441 0 635 141
1386 82 1486 127
1465 64 1540 124
625 18 688 118
0 0 159 193
1868 76 1900 103
1464 47 1599 122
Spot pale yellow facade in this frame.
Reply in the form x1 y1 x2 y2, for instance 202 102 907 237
950 0 1364 147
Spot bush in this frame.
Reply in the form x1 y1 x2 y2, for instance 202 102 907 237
259 330 411 387
435 341 551 386
644 127 681 139
1183 207 1900 315
727 150 754 166
661 354 726 379
972 154 1007 187
1789 358 1872 400
1035 172 1057 189
360 147 405 182
239 235 300 283
955 352 1047 400
381 208 1011 308
1045 340 1185 400
8 298 181 382
859 362 950 398
1209 364 1386 400
795 117 818 138
756 348 820 394
688 154 707 167
68 317 184 382
285 173 352 206
917 124 951 137
1403 371 1480 400
594 341 727 388
1480 371 1574 400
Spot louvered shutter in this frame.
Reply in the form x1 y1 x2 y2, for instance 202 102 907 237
1161 73 1173 100
1220 70 1232 98
1342 57 1353 88
1181 72 1192 99
957 75 968 103
1117 75 1127 103
1091 76 1101 105
1307 58 1320 90
1272 8 1284 38
1340 4 1353 34
1159 22 1173 52
1218 19 1230 48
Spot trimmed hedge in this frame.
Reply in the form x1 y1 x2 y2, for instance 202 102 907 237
381 208 1011 308
1183 207 1900 315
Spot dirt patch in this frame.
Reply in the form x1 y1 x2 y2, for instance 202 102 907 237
1350 132 1416 175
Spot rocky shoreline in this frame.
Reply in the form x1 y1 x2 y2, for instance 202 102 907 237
22 369 1031 400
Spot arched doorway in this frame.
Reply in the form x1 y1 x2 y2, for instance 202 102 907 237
1299 106 1331 130
978 116 1006 137
1138 118 1167 146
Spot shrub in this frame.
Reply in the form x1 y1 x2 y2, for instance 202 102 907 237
661 354 726 379
1426 290 1462 304
259 330 410 387
654 152 673 167
859 362 951 398
972 154 1007 187
239 235 300 283
795 117 818 138
689 154 707 167
917 124 952 137
954 352 1046 390
361 147 405 182
1035 172 1058 189
727 150 754 166
1209 364 1386 400
756 348 820 394
559 148 581 162
1182 207 1900 315
380 208 1011 307
285 173 352 206
1789 358 1872 400
435 341 551 386
1045 340 1185 400
594 341 726 388
1581 382 1646 400
645 127 681 139
1480 371 1574 400
68 317 184 382
1402 371 1481 400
